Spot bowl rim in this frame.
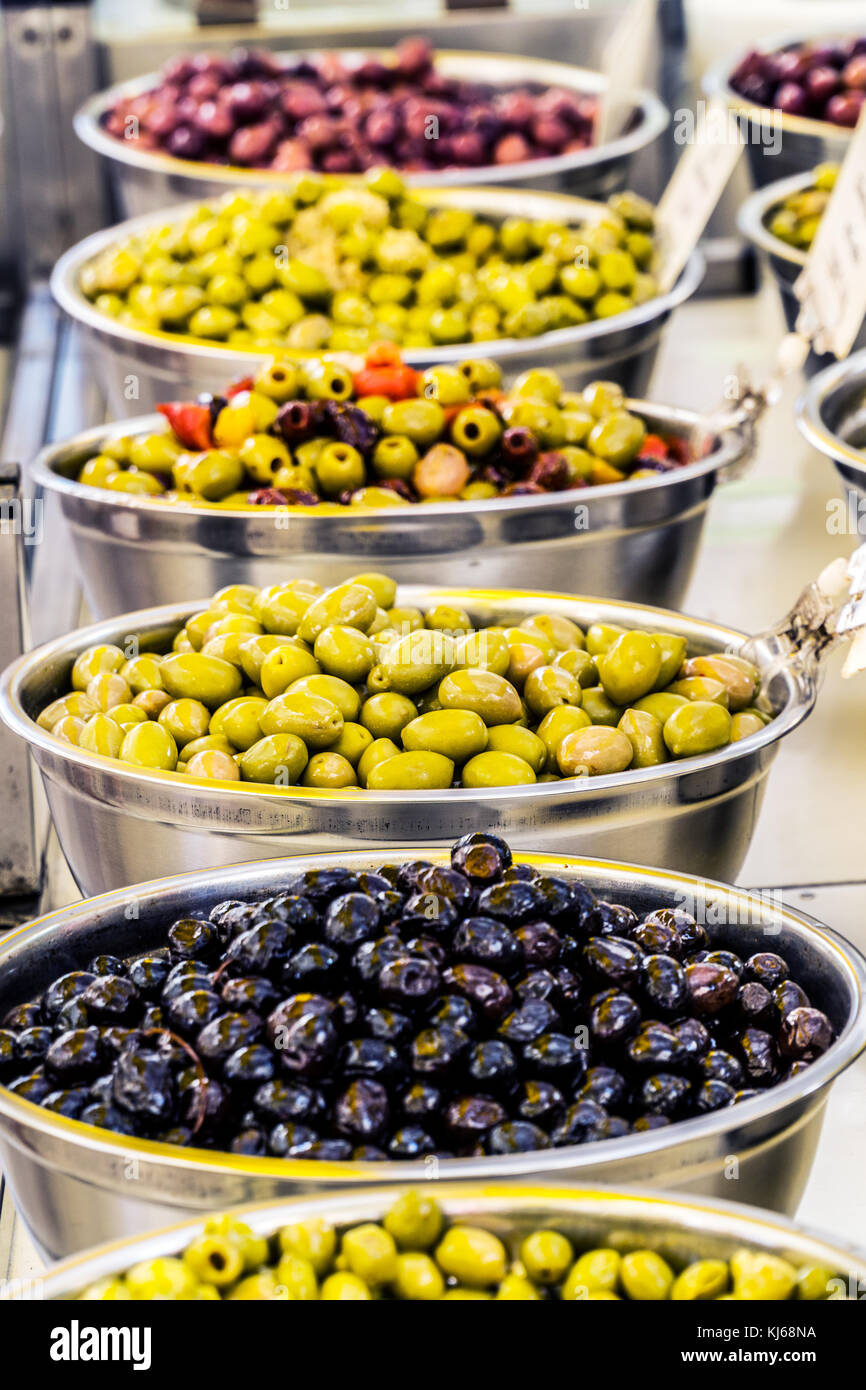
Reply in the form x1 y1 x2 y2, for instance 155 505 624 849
795 346 866 476
49 187 706 368
703 31 863 141
29 397 748 524
0 587 815 809
736 168 816 268
1 848 864 1187
73 47 670 190
31 1182 866 1298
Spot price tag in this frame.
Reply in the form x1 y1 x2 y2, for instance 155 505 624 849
654 98 744 291
794 112 866 360
596 0 657 144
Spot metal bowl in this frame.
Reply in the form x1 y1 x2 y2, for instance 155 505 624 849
704 38 855 189
1 852 864 1259
50 188 705 415
737 173 866 377
74 49 669 217
30 401 749 618
25 1185 866 1296
796 349 866 509
0 586 815 892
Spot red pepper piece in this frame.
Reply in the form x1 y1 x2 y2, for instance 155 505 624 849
156 401 213 451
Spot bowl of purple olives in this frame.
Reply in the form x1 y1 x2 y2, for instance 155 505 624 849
0 833 863 1258
705 33 866 185
73 41 669 218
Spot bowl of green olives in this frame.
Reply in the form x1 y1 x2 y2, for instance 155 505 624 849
737 165 866 376
0 576 826 892
50 180 705 415
74 48 669 218
31 359 749 616
26 1187 866 1297
0 830 863 1257
796 347 866 507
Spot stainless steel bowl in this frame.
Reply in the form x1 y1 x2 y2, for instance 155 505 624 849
796 349 866 508
2 851 864 1259
74 49 669 216
27 1185 866 1296
30 401 749 618
50 188 705 415
0 587 815 892
704 38 855 189
737 173 866 377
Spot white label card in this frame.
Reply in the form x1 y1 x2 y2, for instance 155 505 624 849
794 112 866 360
596 0 657 144
655 98 745 292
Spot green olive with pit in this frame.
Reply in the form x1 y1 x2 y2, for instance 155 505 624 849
536 705 592 770
380 397 445 446
579 685 625 727
86 672 132 711
553 648 597 687
506 643 547 690
680 655 758 711
523 665 582 717
401 709 488 763
209 696 268 750
120 655 164 694
160 653 242 709
132 689 172 719
78 713 123 759
597 631 662 704
484 724 547 774
374 629 456 696
259 644 321 699
670 1260 730 1301
365 750 454 790
330 721 374 766
238 733 308 784
357 736 401 784
239 634 303 685
298 583 379 644
663 701 732 757
286 673 360 722
452 629 510 677
651 633 688 689
617 708 668 768
435 1226 507 1289
71 644 126 691
633 691 688 722
620 1250 675 1301
461 751 536 787
158 698 211 748
556 725 634 777
585 622 627 657
438 669 522 726
345 572 398 611
519 613 585 652
119 722 178 771
562 1249 621 1298
254 583 318 637
730 711 768 741
360 693 419 741
259 692 343 748
519 1230 574 1285
669 676 729 707
301 751 358 788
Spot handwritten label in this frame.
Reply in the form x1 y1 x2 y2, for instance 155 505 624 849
794 112 866 360
596 0 657 144
655 98 745 291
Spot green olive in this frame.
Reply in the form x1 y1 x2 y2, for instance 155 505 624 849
651 633 688 689
365 750 454 790
553 647 597 687
796 1265 837 1301
523 665 582 717
597 631 662 704
424 604 471 633
620 1250 675 1301
435 1226 507 1289
452 629 510 677
330 721 373 766
497 1274 541 1300
663 701 732 757
580 685 625 727
185 749 241 781
255 582 319 636
71 644 126 691
438 669 522 726
383 1191 444 1250
680 654 758 711
730 711 768 742
401 709 488 764
209 696 267 750
617 708 668 768
158 698 211 748
286 673 360 723
557 726 634 777
360 692 419 741
633 691 688 722
385 605 424 633
394 1253 445 1301
160 653 242 709
119 722 178 771
536 705 592 770
78 713 123 759
298 582 378 644
520 1230 574 1284
105 702 148 732
238 733 308 784
86 672 132 711
346 571 398 610
319 1272 372 1301
259 692 343 749
381 397 445 446
120 655 164 694
670 1259 730 1301
461 750 536 787
259 644 321 699
506 643 547 689
357 736 401 784
585 622 626 657
240 634 305 685
730 1251 797 1301
562 1249 621 1299
301 751 358 788
374 629 456 696
278 1218 337 1276
519 614 585 652
484 724 547 773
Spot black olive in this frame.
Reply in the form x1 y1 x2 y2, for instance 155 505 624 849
363 1006 413 1043
414 866 476 914
671 1017 711 1060
701 1048 743 1086
400 1081 442 1122
498 998 560 1043
704 949 744 978
340 1037 406 1086
594 902 639 938
466 1039 519 1094
230 1127 267 1155
45 1027 104 1082
626 1022 687 1071
223 1044 276 1088
514 920 561 967
551 1098 611 1146
773 980 810 1020
79 1101 137 1134
225 921 295 977
371 890 408 926
685 961 739 1014
275 1011 339 1080
286 868 360 908
590 989 642 1044
398 896 459 937
55 998 91 1031
631 916 683 958
323 892 381 950
451 831 512 882
485 1120 549 1153
779 1007 833 1059
694 1079 736 1113
639 1072 692 1116
161 961 213 1003
516 1079 566 1130
353 1145 388 1162
578 1065 630 1110
522 1032 586 1083
220 975 279 1015
80 975 141 1024
42 1088 91 1119
42 972 96 1024
7 1069 52 1103
428 994 477 1034
252 1078 326 1126
112 1045 174 1122
334 1078 390 1141
445 1095 507 1144
379 956 441 1011
87 954 126 977
388 1125 436 1158
282 942 342 991
11 1027 51 1065
410 1024 469 1078
642 954 687 1014
475 879 547 926
633 1113 671 1131
584 935 644 988
128 954 171 997
167 917 219 963
736 1028 780 1084
744 952 789 990
268 1121 319 1157
441 963 513 1022
452 916 524 976
197 1011 262 1063
3 1003 42 1030
736 981 774 1029
166 988 224 1038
